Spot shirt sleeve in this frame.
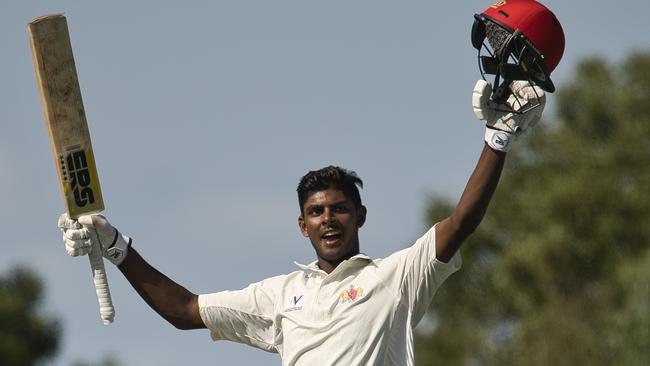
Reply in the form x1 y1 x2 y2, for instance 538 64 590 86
198 276 283 353
393 223 462 325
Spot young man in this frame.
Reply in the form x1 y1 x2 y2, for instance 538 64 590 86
58 79 545 365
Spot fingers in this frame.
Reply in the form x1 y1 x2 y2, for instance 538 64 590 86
65 238 92 256
79 214 114 237
64 227 90 240
504 82 545 134
58 213 81 230
58 213 92 257
63 227 92 256
511 81 546 106
78 214 96 228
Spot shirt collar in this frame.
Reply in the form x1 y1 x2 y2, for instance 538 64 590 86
294 253 372 274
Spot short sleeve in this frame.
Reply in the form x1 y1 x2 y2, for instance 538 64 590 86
198 277 283 353
395 224 462 324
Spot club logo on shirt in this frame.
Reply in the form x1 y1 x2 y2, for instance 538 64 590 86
340 285 365 304
292 294 303 306
285 294 304 312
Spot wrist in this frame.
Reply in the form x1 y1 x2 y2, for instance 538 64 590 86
105 230 132 266
484 127 513 152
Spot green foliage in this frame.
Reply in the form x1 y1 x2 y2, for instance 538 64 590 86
416 52 650 365
0 266 60 366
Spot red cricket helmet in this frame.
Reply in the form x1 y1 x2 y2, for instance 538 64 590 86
471 0 565 101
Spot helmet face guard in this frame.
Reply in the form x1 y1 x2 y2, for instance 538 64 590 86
471 1 565 109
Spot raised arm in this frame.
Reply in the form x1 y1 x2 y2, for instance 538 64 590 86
118 247 205 330
59 214 205 329
435 145 505 262
435 80 546 262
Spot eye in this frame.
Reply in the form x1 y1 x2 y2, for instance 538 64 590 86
308 207 323 216
333 205 350 213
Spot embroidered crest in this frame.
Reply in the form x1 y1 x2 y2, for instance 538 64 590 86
340 285 365 304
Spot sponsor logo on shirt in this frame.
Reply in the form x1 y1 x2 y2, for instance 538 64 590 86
285 294 303 312
340 285 365 304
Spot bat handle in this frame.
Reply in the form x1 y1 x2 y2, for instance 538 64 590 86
87 231 115 324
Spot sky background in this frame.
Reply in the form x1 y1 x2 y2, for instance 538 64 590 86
2 1 649 365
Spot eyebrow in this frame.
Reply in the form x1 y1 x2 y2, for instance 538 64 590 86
305 199 351 211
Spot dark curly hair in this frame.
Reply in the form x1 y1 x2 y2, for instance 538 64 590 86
297 166 363 215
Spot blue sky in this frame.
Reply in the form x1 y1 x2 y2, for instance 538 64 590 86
2 1 649 365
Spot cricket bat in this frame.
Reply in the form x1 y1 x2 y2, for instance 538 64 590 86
28 14 114 324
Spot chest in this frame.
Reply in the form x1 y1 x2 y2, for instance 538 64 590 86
278 268 397 329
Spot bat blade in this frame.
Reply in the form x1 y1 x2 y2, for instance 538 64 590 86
28 14 104 217
29 14 114 324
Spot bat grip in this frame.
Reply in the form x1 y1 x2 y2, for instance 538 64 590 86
87 231 115 324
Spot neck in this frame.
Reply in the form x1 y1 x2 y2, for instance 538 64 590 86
317 251 359 274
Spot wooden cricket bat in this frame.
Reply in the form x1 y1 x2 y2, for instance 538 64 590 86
28 14 114 324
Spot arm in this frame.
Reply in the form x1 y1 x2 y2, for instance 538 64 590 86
118 248 205 330
435 144 505 262
59 214 205 329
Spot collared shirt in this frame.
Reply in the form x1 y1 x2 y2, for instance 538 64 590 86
198 224 461 365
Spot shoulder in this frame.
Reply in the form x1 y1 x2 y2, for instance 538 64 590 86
241 270 310 298
376 225 438 264
256 270 307 288
199 270 309 311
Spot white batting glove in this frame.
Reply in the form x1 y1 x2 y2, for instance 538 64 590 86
472 79 546 152
58 213 132 266
59 214 91 256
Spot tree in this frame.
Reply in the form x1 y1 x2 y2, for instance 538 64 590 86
416 52 650 365
0 266 61 366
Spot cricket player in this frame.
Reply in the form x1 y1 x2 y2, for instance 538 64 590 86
59 2 564 363
57 79 543 366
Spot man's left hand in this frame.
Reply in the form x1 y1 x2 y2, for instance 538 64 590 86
472 79 546 151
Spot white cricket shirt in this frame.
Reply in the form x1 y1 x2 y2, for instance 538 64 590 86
199 224 461 365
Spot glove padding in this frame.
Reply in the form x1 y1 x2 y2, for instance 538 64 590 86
58 213 131 266
472 79 546 151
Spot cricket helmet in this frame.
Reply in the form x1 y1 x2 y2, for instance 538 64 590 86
471 0 565 103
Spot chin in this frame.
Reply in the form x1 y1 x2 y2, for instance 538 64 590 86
320 247 354 262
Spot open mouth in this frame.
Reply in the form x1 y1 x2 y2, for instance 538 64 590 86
321 230 343 245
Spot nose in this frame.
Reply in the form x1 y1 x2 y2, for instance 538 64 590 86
323 208 336 224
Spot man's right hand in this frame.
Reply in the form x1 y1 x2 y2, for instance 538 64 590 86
58 214 132 266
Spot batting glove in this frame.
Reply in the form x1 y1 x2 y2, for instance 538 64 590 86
472 79 545 152
58 213 132 266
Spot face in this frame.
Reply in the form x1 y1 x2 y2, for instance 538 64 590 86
298 188 366 273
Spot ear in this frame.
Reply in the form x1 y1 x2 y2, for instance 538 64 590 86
356 205 367 228
298 216 309 237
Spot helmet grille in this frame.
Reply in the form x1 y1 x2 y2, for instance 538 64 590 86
485 22 511 57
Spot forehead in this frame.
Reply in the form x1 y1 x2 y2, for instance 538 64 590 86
303 188 352 207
